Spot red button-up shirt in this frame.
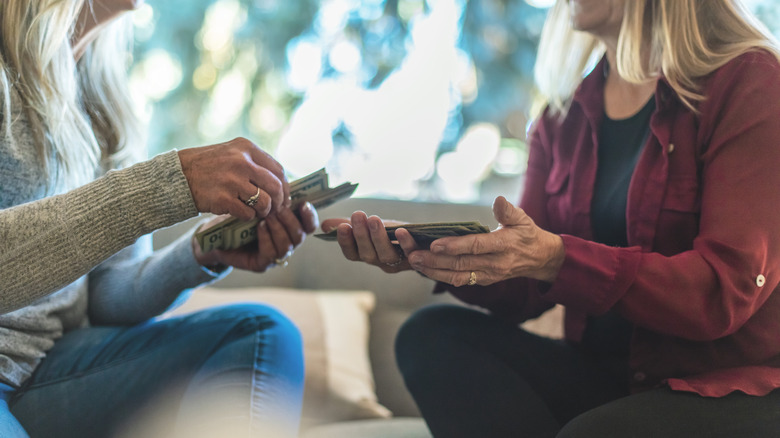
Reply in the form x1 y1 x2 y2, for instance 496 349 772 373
442 51 780 397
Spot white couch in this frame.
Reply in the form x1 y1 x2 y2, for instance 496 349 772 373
153 198 563 438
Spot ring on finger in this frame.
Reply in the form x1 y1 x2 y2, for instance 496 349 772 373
245 187 261 207
385 258 404 267
384 248 405 267
467 271 477 286
274 249 293 268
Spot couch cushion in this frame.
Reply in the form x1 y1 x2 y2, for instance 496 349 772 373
163 287 391 428
300 417 432 438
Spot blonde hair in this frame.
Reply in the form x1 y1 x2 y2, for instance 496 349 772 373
533 0 780 117
0 0 143 190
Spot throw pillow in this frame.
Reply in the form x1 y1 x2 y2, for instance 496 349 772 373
163 287 392 427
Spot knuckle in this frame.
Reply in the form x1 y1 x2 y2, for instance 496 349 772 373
469 237 483 254
453 256 468 271
255 203 272 217
233 136 251 148
269 177 283 192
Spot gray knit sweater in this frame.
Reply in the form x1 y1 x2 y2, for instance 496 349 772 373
0 88 224 387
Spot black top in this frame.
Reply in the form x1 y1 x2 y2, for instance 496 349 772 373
581 97 655 356
591 97 655 247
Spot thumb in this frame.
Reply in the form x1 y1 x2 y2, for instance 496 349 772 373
321 218 350 232
493 196 526 227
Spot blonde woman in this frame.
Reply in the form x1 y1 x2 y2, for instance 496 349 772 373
322 0 780 436
0 0 318 437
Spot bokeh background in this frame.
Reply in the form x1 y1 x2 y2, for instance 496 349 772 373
130 0 780 205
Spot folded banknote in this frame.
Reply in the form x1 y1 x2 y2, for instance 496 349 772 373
314 221 490 248
195 168 358 252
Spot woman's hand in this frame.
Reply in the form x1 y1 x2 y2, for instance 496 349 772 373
178 138 290 221
321 212 420 273
407 196 565 287
193 202 318 273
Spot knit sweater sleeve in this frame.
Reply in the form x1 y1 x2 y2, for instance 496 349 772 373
86 221 230 326
0 150 201 314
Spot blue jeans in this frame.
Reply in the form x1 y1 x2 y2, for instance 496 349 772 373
0 304 304 438
396 304 780 438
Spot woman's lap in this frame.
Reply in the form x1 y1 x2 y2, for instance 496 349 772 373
397 304 780 438
560 386 780 438
3 303 304 438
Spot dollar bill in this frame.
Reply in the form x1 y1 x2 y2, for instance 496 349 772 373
314 221 490 249
195 168 357 252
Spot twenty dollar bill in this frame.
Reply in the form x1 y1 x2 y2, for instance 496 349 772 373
195 168 358 252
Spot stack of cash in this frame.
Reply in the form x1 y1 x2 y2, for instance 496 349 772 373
195 168 358 252
314 221 490 249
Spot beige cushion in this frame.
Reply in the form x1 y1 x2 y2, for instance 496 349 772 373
301 417 432 438
164 287 392 428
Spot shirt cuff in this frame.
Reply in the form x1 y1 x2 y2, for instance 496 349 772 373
543 234 642 315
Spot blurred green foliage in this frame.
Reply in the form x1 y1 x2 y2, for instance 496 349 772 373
132 0 780 202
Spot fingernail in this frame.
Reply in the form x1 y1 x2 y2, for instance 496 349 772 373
430 244 443 253
408 254 420 265
369 221 378 232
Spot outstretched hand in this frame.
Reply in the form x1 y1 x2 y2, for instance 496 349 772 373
321 212 420 273
406 196 565 287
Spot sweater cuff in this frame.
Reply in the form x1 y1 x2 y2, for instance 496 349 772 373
109 150 200 235
166 225 233 287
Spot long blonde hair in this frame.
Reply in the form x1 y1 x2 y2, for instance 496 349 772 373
534 0 780 117
0 0 143 190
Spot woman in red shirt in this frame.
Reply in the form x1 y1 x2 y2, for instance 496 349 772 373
323 0 780 436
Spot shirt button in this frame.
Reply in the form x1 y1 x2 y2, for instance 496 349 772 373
633 371 647 382
757 274 766 287
668 143 675 154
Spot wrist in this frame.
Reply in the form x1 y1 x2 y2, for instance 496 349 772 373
539 233 565 283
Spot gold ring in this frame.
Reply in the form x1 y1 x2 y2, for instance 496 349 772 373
274 250 293 268
467 271 477 286
384 248 405 267
385 258 404 267
245 187 261 206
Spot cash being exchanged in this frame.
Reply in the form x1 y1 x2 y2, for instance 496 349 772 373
314 221 491 249
195 168 358 252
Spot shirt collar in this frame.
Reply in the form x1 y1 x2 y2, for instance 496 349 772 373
571 55 679 119
570 56 609 123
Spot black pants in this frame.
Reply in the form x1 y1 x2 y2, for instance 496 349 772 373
395 304 780 438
